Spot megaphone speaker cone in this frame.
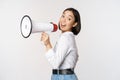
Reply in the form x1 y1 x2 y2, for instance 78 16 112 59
20 15 32 38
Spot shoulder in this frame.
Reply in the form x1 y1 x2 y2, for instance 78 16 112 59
61 32 74 40
59 32 75 44
61 32 74 38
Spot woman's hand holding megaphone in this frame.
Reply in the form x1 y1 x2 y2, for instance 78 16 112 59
41 32 52 51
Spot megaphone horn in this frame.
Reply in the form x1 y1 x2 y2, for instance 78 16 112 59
20 15 58 38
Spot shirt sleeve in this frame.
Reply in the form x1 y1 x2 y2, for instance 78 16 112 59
45 35 70 69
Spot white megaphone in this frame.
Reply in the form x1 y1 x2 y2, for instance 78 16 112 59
20 15 58 38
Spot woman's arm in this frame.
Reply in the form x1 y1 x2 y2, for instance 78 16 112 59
45 35 70 69
41 32 52 51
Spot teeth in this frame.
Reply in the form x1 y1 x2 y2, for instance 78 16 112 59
60 23 66 27
61 24 66 26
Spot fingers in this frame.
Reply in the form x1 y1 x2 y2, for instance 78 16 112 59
41 32 45 41
41 32 47 37
41 32 49 41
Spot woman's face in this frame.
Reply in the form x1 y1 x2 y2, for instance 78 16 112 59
59 10 77 33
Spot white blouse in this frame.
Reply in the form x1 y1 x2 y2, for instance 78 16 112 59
45 32 79 69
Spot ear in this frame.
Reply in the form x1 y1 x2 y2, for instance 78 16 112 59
73 22 78 27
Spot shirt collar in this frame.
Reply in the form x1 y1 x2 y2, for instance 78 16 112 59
61 31 74 36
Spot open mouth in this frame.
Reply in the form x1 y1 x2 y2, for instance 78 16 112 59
60 23 66 28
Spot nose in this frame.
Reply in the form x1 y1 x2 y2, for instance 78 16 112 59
62 17 66 22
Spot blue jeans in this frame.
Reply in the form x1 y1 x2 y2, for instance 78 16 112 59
51 74 78 80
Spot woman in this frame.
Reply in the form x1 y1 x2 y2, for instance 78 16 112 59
41 8 81 80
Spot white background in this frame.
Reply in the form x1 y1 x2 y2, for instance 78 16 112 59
0 0 120 80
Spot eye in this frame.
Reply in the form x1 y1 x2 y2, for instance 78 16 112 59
67 17 72 21
61 15 65 18
68 18 71 21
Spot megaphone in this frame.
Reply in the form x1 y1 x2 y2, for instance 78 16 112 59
20 15 58 38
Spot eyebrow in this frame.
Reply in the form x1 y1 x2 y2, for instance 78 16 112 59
63 12 74 19
68 15 73 19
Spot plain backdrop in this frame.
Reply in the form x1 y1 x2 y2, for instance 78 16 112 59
0 0 120 80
